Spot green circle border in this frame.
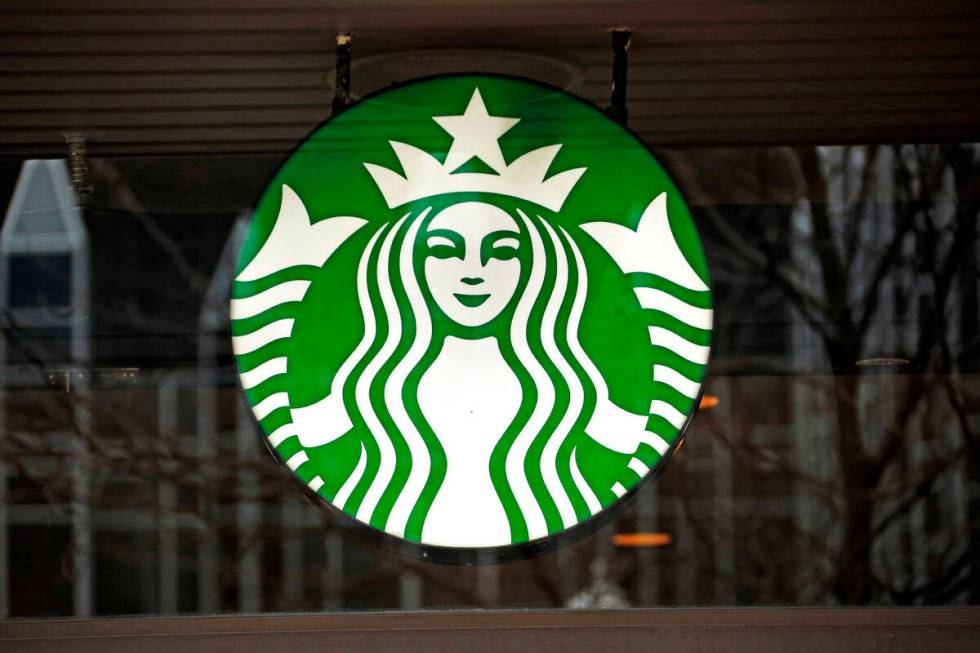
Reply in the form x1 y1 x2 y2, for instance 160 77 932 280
233 72 713 564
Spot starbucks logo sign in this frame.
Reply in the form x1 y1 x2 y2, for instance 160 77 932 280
232 75 712 555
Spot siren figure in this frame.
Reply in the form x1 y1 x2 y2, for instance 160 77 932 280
232 86 710 548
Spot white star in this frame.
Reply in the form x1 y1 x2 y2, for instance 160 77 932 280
433 88 519 174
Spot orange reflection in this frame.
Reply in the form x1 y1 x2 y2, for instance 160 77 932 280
612 532 673 547
699 394 719 410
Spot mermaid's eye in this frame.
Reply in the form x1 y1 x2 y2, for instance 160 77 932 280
489 236 519 260
426 232 463 259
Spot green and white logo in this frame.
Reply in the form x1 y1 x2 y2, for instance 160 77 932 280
232 75 712 551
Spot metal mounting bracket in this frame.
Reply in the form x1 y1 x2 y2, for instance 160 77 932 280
605 28 632 126
332 33 354 116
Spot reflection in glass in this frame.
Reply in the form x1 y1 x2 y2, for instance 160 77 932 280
0 144 979 617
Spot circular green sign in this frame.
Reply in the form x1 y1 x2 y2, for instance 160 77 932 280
232 75 712 557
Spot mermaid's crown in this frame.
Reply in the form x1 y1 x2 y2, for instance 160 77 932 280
364 88 586 212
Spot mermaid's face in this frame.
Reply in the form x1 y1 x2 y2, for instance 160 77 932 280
423 202 521 328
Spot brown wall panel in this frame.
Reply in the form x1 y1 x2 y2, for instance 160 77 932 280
0 0 977 154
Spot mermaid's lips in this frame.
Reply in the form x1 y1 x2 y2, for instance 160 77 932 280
453 292 491 308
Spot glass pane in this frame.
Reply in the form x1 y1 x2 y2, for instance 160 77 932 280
7 254 71 308
1 143 979 617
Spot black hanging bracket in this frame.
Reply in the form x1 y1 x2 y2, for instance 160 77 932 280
332 33 354 116
605 28 632 126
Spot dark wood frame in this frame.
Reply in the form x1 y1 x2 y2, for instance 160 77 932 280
2 608 979 652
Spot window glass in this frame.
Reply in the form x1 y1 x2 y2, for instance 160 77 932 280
1 144 979 616
7 254 71 308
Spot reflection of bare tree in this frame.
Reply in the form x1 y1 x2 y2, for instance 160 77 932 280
669 144 980 605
